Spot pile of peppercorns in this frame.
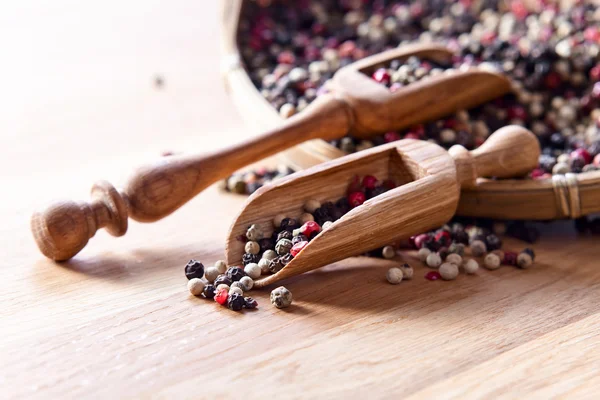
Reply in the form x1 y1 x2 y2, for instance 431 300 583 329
411 222 536 281
369 55 460 91
237 0 600 177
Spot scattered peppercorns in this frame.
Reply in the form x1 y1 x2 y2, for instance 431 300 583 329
386 267 403 284
270 286 293 309
439 263 459 281
227 293 246 311
184 260 204 280
187 278 205 296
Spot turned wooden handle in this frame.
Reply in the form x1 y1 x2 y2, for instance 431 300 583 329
31 94 352 261
450 125 540 188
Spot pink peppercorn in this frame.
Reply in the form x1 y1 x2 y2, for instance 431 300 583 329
214 288 229 305
290 241 308 256
348 191 366 208
590 64 600 82
571 148 592 165
435 230 451 245
372 68 390 85
531 168 546 179
277 51 295 65
425 271 441 281
414 233 430 249
362 175 378 189
503 251 518 266
384 132 401 143
508 105 527 120
300 221 321 236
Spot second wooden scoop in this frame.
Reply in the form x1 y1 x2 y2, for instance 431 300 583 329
226 126 540 288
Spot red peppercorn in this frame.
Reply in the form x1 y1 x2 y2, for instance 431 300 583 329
214 288 229 305
435 230 451 246
372 68 390 85
362 175 378 190
503 251 518 266
384 132 401 143
300 221 321 236
425 271 441 281
348 191 366 208
414 233 430 249
508 105 527 121
290 241 308 256
571 148 592 165
531 168 546 179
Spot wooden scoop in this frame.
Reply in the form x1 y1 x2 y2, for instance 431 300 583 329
31 43 512 261
226 126 540 288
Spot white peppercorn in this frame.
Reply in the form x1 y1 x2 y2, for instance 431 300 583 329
239 276 254 291
258 258 273 275
270 286 293 309
386 267 403 284
187 278 206 296
517 252 533 269
304 199 321 213
448 242 465 256
400 263 413 280
418 247 432 262
552 162 570 174
382 245 396 259
300 213 314 224
470 240 487 257
446 253 463 266
426 252 442 268
273 214 286 228
245 241 260 255
439 263 459 280
217 283 230 292
463 259 479 274
214 260 227 274
204 266 220 283
246 224 264 242
244 263 261 279
262 249 278 261
229 286 243 296
484 253 501 270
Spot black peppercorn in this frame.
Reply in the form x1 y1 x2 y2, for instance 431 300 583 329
313 207 331 225
242 253 260 266
202 284 216 299
424 237 440 252
453 230 469 245
214 274 232 287
184 260 204 280
269 257 285 273
438 247 449 261
226 266 246 282
292 234 308 245
227 293 245 311
523 247 536 261
279 217 299 232
366 186 386 199
259 237 275 252
485 234 502 251
244 297 258 309
277 230 293 242
279 253 293 266
589 218 600 235
335 197 351 215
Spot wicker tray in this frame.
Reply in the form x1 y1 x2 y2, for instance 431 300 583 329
220 0 600 220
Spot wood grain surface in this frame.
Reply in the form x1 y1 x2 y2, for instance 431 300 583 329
1 1 600 399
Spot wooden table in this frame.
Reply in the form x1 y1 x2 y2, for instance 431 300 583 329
2 1 599 398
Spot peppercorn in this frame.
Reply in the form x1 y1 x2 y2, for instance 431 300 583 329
426 252 442 268
463 259 479 274
214 288 229 305
204 266 219 283
300 213 315 224
298 221 321 236
304 199 321 214
202 284 216 299
418 247 431 262
292 234 308 245
446 253 462 266
214 260 227 274
269 257 285 274
244 263 261 279
348 191 366 207
439 263 459 281
470 240 487 257
239 276 254 291
517 252 534 269
258 258 272 274
400 263 413 280
435 230 452 247
214 274 232 288
187 278 206 296
290 241 308 257
523 248 536 261
279 217 299 232
279 253 293 266
485 234 502 251
216 283 230 292
273 214 286 229
245 241 261 255
242 253 260 266
244 297 258 309
258 237 275 252
262 249 278 261
491 250 505 261
275 238 293 255
484 253 501 270
448 242 465 256
276 230 292 242
414 233 431 249
246 224 264 242
386 267 403 284
270 286 293 309
227 293 245 311
425 271 442 281
229 285 244 296
226 266 246 282
438 247 449 261
184 260 204 280
503 251 518 266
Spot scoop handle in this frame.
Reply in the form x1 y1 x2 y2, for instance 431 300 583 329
31 94 352 261
449 125 540 188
